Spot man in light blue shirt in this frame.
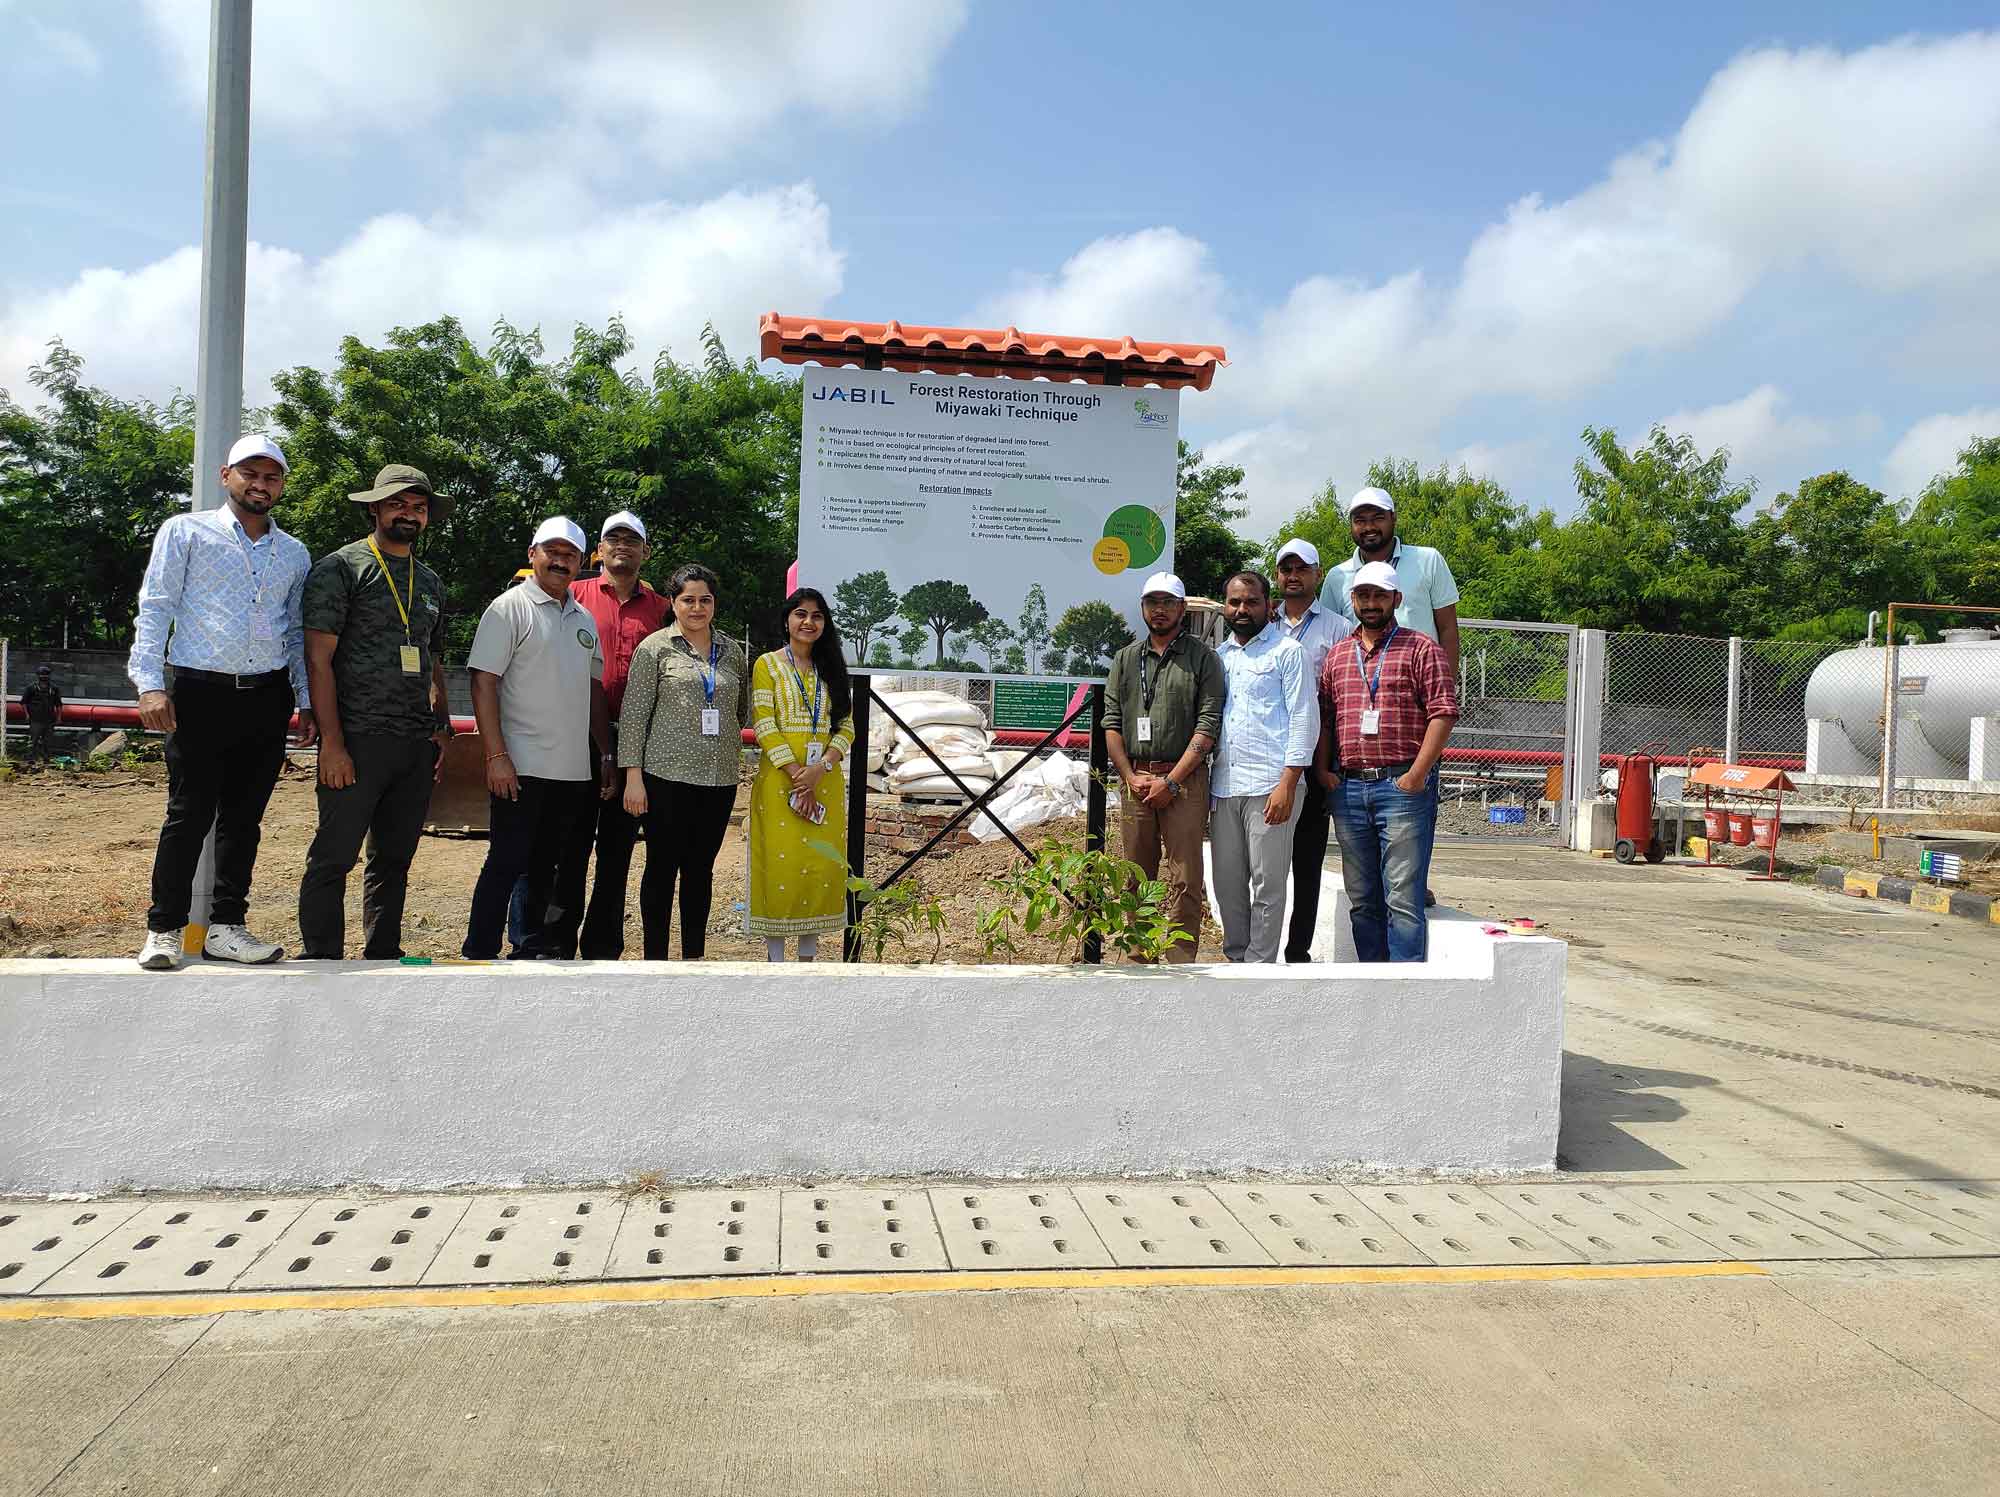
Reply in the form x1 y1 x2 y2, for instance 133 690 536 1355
1210 571 1316 963
1274 537 1352 962
1319 487 1461 671
127 434 315 971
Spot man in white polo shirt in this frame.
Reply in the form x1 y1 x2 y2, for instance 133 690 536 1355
1272 537 1352 962
461 517 612 959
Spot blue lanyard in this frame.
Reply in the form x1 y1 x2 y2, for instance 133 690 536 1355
697 639 720 705
1353 625 1398 707
789 658 822 732
1284 607 1313 642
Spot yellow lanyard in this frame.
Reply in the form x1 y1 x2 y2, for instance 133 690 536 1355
365 536 415 642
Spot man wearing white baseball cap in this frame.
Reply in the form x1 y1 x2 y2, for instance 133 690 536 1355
544 508 670 958
1272 536 1353 962
127 433 318 970
461 516 612 959
1102 571 1225 961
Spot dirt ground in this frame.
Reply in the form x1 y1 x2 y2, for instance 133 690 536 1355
0 761 1221 963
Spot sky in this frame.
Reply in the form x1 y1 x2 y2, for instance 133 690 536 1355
3 1 1998 538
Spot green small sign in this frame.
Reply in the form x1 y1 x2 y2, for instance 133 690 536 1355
992 679 1075 731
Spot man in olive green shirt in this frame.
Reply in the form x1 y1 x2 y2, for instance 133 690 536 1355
1103 571 1225 962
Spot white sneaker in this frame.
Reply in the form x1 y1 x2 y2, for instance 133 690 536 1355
137 930 185 971
202 924 285 965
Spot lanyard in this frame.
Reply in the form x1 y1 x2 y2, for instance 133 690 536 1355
1354 625 1398 707
695 638 720 705
365 536 415 642
789 656 822 732
1284 606 1314 642
1140 642 1169 711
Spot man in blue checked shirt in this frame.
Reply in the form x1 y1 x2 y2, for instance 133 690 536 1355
127 434 317 971
1209 570 1317 963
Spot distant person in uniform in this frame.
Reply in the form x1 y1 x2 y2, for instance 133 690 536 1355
21 665 62 767
295 465 454 960
1271 538 1352 962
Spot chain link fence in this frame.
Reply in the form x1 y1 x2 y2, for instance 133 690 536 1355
1440 623 1574 840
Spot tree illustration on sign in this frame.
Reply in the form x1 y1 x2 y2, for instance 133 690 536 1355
832 570 899 664
965 615 1015 671
1016 583 1051 674
899 579 989 667
1051 600 1135 675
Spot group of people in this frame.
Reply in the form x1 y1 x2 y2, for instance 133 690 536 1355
1106 486 1461 964
126 435 855 971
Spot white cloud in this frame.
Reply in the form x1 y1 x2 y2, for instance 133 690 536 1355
1657 385 1834 489
0 186 843 406
1881 407 2000 500
137 0 967 170
973 228 1232 345
28 20 102 76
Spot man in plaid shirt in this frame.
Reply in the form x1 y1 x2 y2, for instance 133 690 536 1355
1313 562 1458 961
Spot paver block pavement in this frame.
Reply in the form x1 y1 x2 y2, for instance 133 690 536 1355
34 1199 311 1296
777 1188 949 1272
236 1196 473 1289
1747 1182 2000 1257
1207 1183 1433 1265
1071 1184 1274 1266
1346 1184 1584 1265
604 1190 780 1278
0 1200 143 1293
420 1192 623 1285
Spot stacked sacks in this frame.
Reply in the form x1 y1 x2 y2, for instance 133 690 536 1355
872 689 995 800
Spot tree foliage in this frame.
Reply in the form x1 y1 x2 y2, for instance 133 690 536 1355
832 569 899 664
898 578 988 667
1050 599 1133 675
1174 440 1253 598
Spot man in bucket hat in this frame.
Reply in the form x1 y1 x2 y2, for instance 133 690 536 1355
295 465 454 959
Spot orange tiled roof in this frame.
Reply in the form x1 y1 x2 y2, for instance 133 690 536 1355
758 314 1226 390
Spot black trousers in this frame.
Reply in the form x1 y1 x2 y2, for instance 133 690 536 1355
1284 770 1331 962
146 678 293 932
463 776 592 959
639 775 737 960
297 733 436 959
27 721 57 762
544 795 642 959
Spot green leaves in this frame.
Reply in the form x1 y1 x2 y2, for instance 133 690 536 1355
978 838 1190 964
845 874 948 963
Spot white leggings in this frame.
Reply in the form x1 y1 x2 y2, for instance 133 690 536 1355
766 936 819 962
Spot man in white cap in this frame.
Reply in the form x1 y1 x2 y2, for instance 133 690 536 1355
1102 571 1225 962
544 509 669 959
127 434 318 970
1272 537 1353 962
1313 562 1458 962
461 517 611 959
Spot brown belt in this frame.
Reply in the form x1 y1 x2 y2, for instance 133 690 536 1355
1132 759 1195 774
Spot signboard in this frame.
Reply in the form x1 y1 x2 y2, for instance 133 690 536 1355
799 367 1179 680
992 679 1076 731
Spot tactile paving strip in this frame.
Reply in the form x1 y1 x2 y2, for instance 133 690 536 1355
0 1202 144 1293
603 1191 780 1278
1071 1185 1273 1267
1207 1184 1433 1266
778 1189 947 1272
930 1187 1115 1269
236 1197 473 1289
1856 1181 2000 1243
1607 1184 1875 1259
419 1193 623 1285
1746 1182 2000 1258
35 1200 312 1295
1346 1185 1583 1265
1485 1185 1725 1263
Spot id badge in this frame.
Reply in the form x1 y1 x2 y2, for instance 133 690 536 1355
1135 716 1152 744
1359 708 1381 736
700 707 720 737
399 644 422 675
251 608 274 641
805 741 824 766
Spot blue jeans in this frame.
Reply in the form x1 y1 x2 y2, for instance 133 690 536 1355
1333 770 1438 963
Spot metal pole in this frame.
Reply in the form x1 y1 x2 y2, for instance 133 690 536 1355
1880 607 1901 810
0 637 9 764
184 0 254 951
1083 685 1108 964
1723 636 1742 765
842 679 872 961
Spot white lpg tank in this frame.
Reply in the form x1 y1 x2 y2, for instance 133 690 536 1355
1802 628 2000 776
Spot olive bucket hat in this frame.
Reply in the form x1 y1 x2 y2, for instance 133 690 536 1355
349 462 450 522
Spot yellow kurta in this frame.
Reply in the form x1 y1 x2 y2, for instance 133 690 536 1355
745 649 855 937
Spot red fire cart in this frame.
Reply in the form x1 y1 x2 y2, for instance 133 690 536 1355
1687 762 1796 882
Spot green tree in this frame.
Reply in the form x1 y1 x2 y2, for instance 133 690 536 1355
1174 440 1254 597
833 569 900 663
1016 582 1051 674
896 623 928 664
1051 599 1133 675
1737 471 1905 634
899 578 988 667
1000 643 1028 674
965 615 1014 670
1264 483 1348 576
1907 434 2000 602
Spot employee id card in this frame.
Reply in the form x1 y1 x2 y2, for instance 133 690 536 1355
1359 709 1381 736
700 707 720 736
400 645 422 675
805 741 824 765
1135 716 1152 744
251 608 273 641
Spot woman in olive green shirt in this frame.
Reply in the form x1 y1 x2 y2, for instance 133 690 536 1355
616 564 751 959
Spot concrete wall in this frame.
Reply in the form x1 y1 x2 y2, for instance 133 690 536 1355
0 932 1563 1192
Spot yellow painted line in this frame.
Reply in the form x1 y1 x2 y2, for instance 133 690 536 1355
1844 872 1880 897
1907 886 1952 915
0 1261 1766 1322
1990 900 2000 926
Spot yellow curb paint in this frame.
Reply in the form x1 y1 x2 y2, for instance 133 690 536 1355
1844 872 1880 897
0 1261 1767 1323
1991 900 2000 926
1907 886 1951 915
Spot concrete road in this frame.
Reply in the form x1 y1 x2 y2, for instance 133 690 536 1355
4 843 1997 1494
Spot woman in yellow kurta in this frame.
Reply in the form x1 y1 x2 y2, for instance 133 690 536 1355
746 587 855 960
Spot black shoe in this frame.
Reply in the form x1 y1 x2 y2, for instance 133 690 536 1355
1424 888 1437 908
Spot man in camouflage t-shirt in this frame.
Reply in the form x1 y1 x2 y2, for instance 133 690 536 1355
296 464 453 959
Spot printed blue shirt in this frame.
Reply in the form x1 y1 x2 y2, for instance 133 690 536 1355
127 506 311 708
1211 620 1317 799
1274 597 1354 691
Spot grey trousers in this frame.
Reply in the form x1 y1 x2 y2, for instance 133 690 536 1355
1210 788 1303 963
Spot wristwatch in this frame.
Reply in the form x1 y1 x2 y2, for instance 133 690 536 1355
1166 778 1184 798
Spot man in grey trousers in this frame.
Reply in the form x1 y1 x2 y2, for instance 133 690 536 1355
1208 571 1316 962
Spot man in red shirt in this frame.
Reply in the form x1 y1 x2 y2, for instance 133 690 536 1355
1313 561 1458 962
544 510 670 958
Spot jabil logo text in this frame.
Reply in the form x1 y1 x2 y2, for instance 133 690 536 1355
812 386 895 404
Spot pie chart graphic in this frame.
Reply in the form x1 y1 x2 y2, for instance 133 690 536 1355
1101 504 1166 569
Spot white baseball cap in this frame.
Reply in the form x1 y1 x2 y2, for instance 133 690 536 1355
1348 560 1401 595
600 510 647 541
531 516 587 552
225 434 288 473
1275 538 1319 567
1139 571 1186 600
1344 486 1395 517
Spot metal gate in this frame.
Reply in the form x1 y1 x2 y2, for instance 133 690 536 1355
1440 619 1577 845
